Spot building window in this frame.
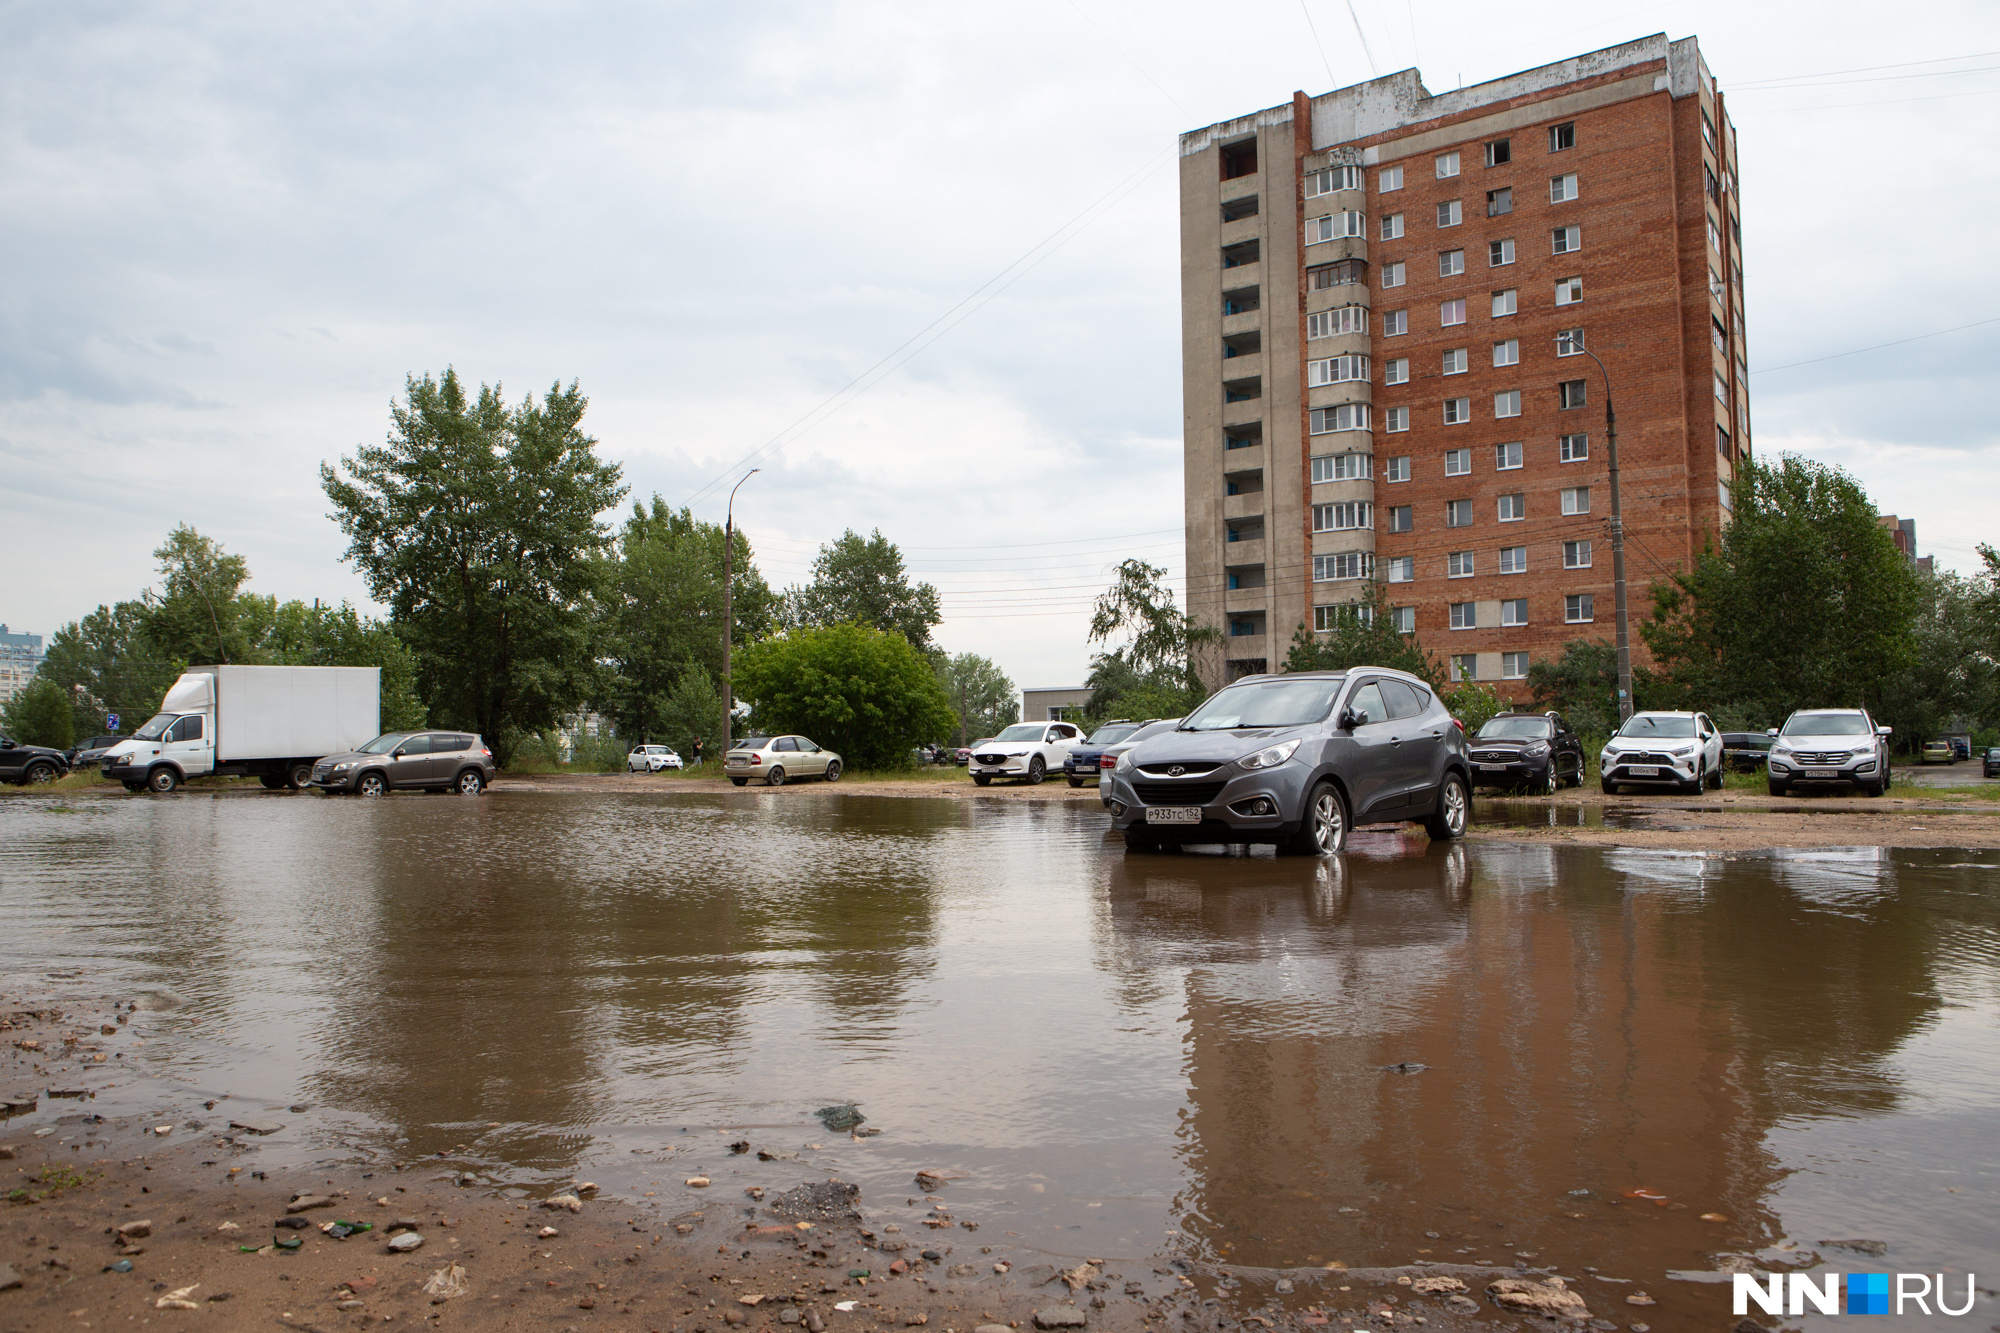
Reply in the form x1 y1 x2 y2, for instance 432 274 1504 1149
1720 478 1734 512
1450 603 1477 630
1444 397 1471 425
1379 212 1404 240
1436 199 1462 228
1486 187 1513 216
1565 592 1595 623
1231 619 1258 636
1502 651 1529 679
1391 606 1416 633
1385 556 1415 583
1500 598 1528 627
1309 403 1370 434
1384 407 1410 433
1378 164 1404 192
1550 172 1578 202
1382 308 1408 336
1304 163 1362 197
1714 370 1729 403
1386 504 1413 532
1552 225 1581 255
1556 327 1585 356
1313 501 1373 532
1309 259 1365 290
1559 432 1589 463
1495 440 1523 470
1444 447 1471 476
1708 218 1722 254
1307 306 1368 339
1560 486 1590 515
1492 288 1517 317
1499 544 1527 574
1436 151 1460 178
1311 451 1371 482
1440 298 1467 325
1493 339 1520 367
1558 379 1587 409
1556 275 1583 305
1488 237 1515 267
1385 454 1411 481
1439 249 1466 278
1548 121 1574 152
1442 347 1468 375
1498 492 1525 522
1494 389 1522 418
1485 138 1511 167
1382 261 1406 288
1306 354 1370 386
1717 424 1732 458
1307 211 1365 244
1450 653 1477 682
1564 539 1592 568
1384 358 1409 386
1445 499 1473 528
1312 552 1375 581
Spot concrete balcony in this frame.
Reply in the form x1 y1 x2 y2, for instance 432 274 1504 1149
1224 586 1269 615
1222 536 1265 566
1222 309 1262 337
1219 350 1262 380
1220 259 1261 289
1221 215 1262 246
1223 491 1264 522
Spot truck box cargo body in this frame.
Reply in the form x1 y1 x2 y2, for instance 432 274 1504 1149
101 665 381 793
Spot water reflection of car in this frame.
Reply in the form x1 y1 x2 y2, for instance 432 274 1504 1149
311 731 496 795
1096 718 1183 808
1063 719 1155 787
1986 747 2000 779
66 735 124 770
1919 740 1953 765
1466 712 1585 793
1599 711 1724 794
0 736 69 786
723 735 843 787
1765 708 1891 797
1104 669 1471 855
1719 731 1773 772
628 744 684 772
970 721 1084 787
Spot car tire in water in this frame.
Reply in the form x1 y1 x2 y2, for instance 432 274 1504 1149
148 766 181 794
824 761 842 783
1025 756 1045 785
730 777 749 787
1122 828 1164 853
456 769 484 795
767 766 786 787
357 771 388 797
1281 780 1350 856
1425 773 1469 840
971 774 991 787
1600 778 1618 795
1539 768 1558 796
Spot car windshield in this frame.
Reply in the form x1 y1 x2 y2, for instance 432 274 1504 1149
1475 716 1551 740
358 733 414 754
1182 677 1344 731
1783 713 1869 737
1086 723 1143 746
1126 719 1182 744
132 713 179 741
993 724 1047 742
1617 715 1696 740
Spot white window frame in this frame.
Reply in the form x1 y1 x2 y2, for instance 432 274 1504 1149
1501 651 1529 680
1309 403 1370 435
1382 308 1408 336
1378 164 1404 192
1445 499 1473 528
1498 492 1525 522
1494 389 1522 419
1715 370 1729 403
1310 451 1371 483
1439 249 1465 277
1443 397 1471 425
1500 598 1528 628
1559 432 1589 463
1556 276 1583 305
1306 354 1370 386
1563 539 1592 569
1450 653 1476 682
1437 199 1462 228
1449 602 1477 630
1499 544 1527 574
1380 212 1404 240
1550 172 1578 203
1383 359 1409 386
1493 339 1520 367
1488 237 1515 267
1306 306 1368 339
1386 504 1412 533
1312 501 1373 532
1384 406 1410 433
1385 556 1415 583
1435 151 1460 178
1385 455 1411 482
1443 448 1471 477
1548 122 1575 153
1382 261 1406 289
1442 347 1468 376
1556 327 1585 357
1552 225 1581 255
1440 297 1467 326
1492 288 1517 317
1565 593 1595 623
1495 440 1523 470
1390 606 1416 634
1561 487 1590 516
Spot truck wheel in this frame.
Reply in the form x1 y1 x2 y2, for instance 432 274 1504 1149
1425 773 1470 840
287 762 315 790
148 766 181 794
456 769 485 795
259 774 287 790
357 772 388 797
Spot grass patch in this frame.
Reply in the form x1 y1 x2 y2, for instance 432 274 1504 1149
7 1163 101 1203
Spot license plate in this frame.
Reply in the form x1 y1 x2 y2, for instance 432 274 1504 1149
1478 763 1507 771
1805 768 1837 779
1626 766 1659 777
1146 807 1202 825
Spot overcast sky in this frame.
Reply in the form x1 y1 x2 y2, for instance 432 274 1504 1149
4 0 1995 693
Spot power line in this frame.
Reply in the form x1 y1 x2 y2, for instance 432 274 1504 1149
1299 0 1340 88
1729 63 2000 93
1067 0 1192 119
1340 0 1379 77
1751 315 2000 375
1730 87 2000 116
1729 49 2000 87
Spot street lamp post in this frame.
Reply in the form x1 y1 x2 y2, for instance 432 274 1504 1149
721 469 760 754
1567 339 1633 724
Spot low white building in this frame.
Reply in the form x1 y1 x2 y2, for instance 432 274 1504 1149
1021 686 1091 724
0 625 44 706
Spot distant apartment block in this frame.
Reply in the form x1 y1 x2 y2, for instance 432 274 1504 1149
0 624 45 705
1179 35 1747 694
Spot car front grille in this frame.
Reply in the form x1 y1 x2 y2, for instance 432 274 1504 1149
1473 750 1522 763
973 753 1009 765
1789 751 1858 766
1136 761 1224 776
1132 781 1227 807
1616 752 1678 766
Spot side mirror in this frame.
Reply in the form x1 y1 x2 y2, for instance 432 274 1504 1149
1338 708 1361 731
392 747 407 759
1766 728 1779 737
1877 726 1892 736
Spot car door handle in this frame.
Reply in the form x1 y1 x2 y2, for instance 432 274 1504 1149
1390 737 1402 745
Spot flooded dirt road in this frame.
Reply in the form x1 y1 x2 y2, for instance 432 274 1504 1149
3 791 1996 1327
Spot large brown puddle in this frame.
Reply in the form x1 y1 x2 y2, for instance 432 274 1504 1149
2 791 1996 1323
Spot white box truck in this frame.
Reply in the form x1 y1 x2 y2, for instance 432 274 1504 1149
101 665 381 794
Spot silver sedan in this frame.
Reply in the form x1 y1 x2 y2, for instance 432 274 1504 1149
723 735 843 787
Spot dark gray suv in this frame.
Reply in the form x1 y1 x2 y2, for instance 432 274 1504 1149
311 731 496 795
1103 669 1472 854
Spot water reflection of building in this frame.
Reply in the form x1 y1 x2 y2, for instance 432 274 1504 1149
1097 844 1939 1278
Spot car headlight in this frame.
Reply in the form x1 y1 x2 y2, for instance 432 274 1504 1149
1669 744 1697 756
1114 751 1134 772
333 762 354 772
1239 738 1301 770
1524 744 1549 757
1850 745 1872 756
1771 746 1791 757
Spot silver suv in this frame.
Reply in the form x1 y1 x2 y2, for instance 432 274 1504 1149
1102 668 1472 854
1766 709 1891 797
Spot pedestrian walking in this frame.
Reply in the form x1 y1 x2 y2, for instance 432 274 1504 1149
691 736 704 768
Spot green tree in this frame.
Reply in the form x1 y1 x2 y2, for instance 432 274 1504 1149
655 667 724 763
1084 559 1220 718
1081 653 1195 729
1444 681 1508 733
145 525 258 665
935 652 1016 747
1873 568 1998 750
1 678 76 750
597 497 773 744
1281 585 1443 689
263 601 428 731
733 623 957 770
320 370 627 763
36 601 182 739
781 530 941 652
1642 454 1921 722
1526 638 1620 737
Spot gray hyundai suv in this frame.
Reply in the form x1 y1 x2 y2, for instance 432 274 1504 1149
1765 708 1892 797
1103 669 1472 854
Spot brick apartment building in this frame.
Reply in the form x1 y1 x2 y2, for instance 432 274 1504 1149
1178 35 1747 697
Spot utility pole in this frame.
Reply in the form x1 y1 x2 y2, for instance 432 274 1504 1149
720 470 760 752
1569 339 1633 723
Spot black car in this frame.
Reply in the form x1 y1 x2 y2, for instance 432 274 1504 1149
0 736 70 786
1719 731 1774 772
1466 712 1585 792
66 735 124 770
1985 747 2000 779
1063 719 1154 787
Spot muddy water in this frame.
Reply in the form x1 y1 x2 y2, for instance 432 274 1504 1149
2 792 1997 1321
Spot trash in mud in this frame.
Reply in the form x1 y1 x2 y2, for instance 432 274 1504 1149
322 1220 373 1239
388 1231 424 1252
915 1169 968 1191
1487 1277 1588 1317
274 1235 303 1251
156 1284 200 1310
104 1259 135 1273
422 1261 468 1302
730 1140 751 1153
816 1103 866 1132
758 1148 800 1162
544 1193 586 1210
229 1119 283 1135
1381 1062 1427 1074
274 1217 311 1230
684 1176 710 1189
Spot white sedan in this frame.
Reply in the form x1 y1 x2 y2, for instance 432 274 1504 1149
1599 711 1724 794
969 721 1085 786
628 745 685 772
